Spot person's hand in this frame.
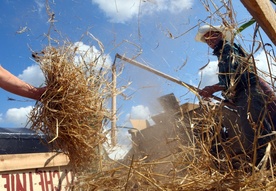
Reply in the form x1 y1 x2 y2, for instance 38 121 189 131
199 86 215 98
34 86 47 101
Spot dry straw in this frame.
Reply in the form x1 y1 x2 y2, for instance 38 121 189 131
29 44 110 174
72 103 276 191
28 45 276 190
27 0 276 190
28 47 276 190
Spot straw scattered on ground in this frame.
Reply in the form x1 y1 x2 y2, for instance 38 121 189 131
71 102 276 191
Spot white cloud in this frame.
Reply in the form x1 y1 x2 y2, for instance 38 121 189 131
169 0 193 13
73 41 112 70
255 50 276 84
130 104 151 119
0 65 43 127
198 61 219 88
4 106 33 127
91 0 193 23
18 65 45 87
123 104 155 127
92 0 141 23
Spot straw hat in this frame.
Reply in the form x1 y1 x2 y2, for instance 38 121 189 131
195 25 234 43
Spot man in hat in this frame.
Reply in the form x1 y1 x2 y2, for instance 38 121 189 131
195 24 273 164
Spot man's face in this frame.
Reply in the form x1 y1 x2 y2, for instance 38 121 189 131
203 31 222 49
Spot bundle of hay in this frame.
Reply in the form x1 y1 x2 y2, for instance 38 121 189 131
29 44 110 173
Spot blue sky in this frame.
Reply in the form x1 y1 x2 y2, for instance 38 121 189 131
0 1 275 156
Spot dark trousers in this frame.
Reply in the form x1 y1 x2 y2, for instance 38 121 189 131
234 87 272 157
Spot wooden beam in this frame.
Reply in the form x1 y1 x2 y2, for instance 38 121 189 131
0 152 70 172
241 0 276 45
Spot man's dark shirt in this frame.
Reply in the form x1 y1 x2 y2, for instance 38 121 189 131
213 40 257 95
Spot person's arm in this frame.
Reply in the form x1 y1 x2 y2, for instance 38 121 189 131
198 84 225 98
199 42 234 98
0 66 46 100
258 77 275 98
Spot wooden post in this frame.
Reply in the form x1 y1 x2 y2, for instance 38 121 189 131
241 0 276 46
111 63 117 147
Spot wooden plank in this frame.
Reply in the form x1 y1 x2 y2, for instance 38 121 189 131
241 0 276 45
130 119 149 131
180 103 200 113
0 152 70 172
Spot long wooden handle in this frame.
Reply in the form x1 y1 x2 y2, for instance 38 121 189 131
115 54 229 104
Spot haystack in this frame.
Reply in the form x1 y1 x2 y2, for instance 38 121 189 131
29 44 110 173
